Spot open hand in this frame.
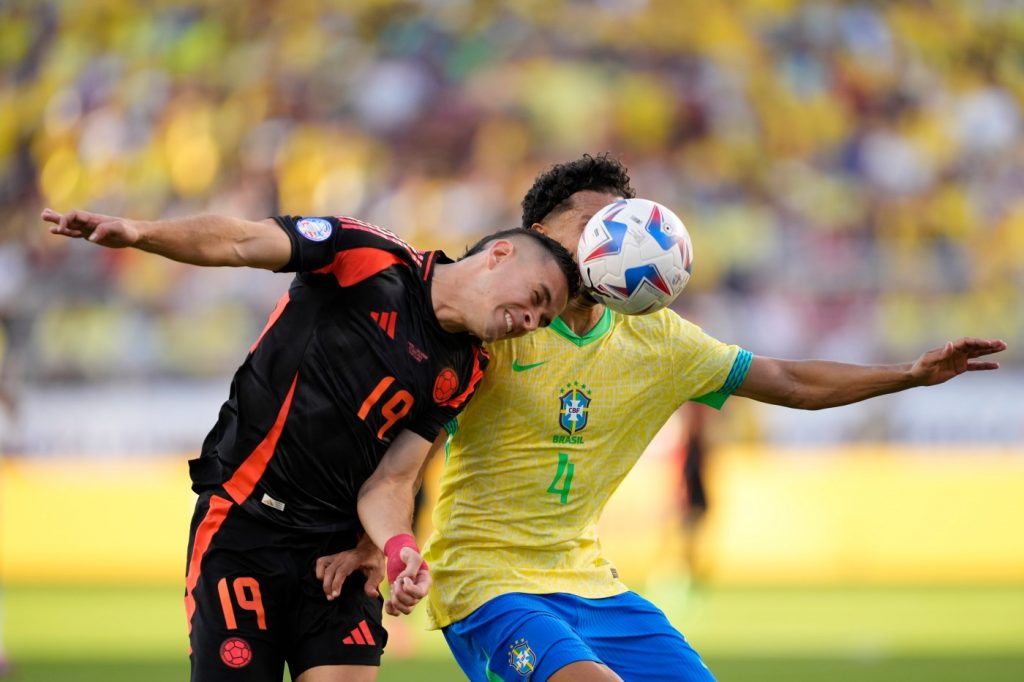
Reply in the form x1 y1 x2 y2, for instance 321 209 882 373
910 338 1006 386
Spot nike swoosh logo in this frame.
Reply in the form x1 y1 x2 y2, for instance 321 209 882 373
511 359 548 372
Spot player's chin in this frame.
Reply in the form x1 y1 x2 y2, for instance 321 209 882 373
477 329 501 344
479 325 500 343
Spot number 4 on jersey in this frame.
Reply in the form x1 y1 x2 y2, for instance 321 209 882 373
547 452 575 504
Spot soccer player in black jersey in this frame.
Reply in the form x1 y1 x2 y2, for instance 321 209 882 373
42 207 579 682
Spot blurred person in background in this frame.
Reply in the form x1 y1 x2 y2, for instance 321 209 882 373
391 154 1003 682
676 401 714 584
42 206 576 682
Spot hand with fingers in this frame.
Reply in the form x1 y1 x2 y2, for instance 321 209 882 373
314 533 385 601
384 546 431 617
382 534 431 616
41 207 140 248
910 337 1007 386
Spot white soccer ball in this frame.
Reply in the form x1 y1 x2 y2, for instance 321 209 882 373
577 198 693 315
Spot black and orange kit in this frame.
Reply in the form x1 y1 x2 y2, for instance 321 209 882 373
184 215 488 680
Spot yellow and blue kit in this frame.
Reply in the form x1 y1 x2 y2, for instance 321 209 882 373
424 307 750 681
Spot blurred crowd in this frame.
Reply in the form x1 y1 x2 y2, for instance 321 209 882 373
1 0 1023 395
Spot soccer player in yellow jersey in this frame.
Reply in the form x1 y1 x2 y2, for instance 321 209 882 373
318 154 1005 682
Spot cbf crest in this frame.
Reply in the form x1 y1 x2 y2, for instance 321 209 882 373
559 382 591 434
508 638 537 676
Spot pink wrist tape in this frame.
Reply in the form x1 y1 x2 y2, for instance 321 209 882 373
384 533 428 584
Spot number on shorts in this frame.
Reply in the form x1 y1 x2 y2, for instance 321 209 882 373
217 577 267 630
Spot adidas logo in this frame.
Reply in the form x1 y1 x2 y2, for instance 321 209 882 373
370 311 397 339
342 619 376 646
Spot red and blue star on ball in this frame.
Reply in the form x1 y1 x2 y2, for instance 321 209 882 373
583 199 677 297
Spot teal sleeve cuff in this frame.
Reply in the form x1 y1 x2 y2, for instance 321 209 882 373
691 348 752 410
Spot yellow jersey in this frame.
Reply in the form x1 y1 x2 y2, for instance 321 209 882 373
423 307 750 628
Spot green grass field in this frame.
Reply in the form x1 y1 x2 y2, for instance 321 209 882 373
7 657 1023 682
4 582 1023 681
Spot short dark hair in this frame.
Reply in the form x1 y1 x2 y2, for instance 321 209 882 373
521 153 637 228
462 228 581 300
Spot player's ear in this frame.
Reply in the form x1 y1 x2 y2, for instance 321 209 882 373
486 239 514 269
531 222 548 236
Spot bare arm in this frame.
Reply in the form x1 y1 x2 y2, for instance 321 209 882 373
42 208 291 270
315 431 445 605
734 337 1006 410
357 429 438 615
357 429 436 549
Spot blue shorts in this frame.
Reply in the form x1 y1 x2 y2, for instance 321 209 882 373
442 592 715 682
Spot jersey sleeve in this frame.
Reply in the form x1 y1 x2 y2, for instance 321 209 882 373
273 215 345 272
272 215 419 280
667 315 750 410
691 348 752 409
405 345 490 442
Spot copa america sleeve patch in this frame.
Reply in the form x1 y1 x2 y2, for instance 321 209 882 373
295 217 333 242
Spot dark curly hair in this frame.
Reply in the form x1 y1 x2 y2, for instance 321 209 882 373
521 153 637 228
462 228 581 300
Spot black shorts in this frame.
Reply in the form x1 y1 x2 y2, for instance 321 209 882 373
185 492 387 681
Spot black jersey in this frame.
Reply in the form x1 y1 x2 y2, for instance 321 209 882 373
188 215 488 533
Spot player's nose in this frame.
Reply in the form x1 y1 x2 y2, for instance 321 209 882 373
523 309 538 331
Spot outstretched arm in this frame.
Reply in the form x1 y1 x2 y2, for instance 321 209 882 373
42 208 291 270
735 337 1006 410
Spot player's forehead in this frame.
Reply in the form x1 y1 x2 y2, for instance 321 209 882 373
522 244 565 290
567 190 621 221
504 240 566 302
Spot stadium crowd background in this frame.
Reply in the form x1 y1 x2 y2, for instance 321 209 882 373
1 5 1022 678
0 0 1022 452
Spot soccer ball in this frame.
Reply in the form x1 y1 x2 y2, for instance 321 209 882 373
577 198 693 315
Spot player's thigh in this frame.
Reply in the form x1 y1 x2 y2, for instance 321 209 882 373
586 592 715 682
186 498 290 682
294 664 378 682
443 593 601 682
190 633 282 682
188 556 285 682
548 660 622 682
